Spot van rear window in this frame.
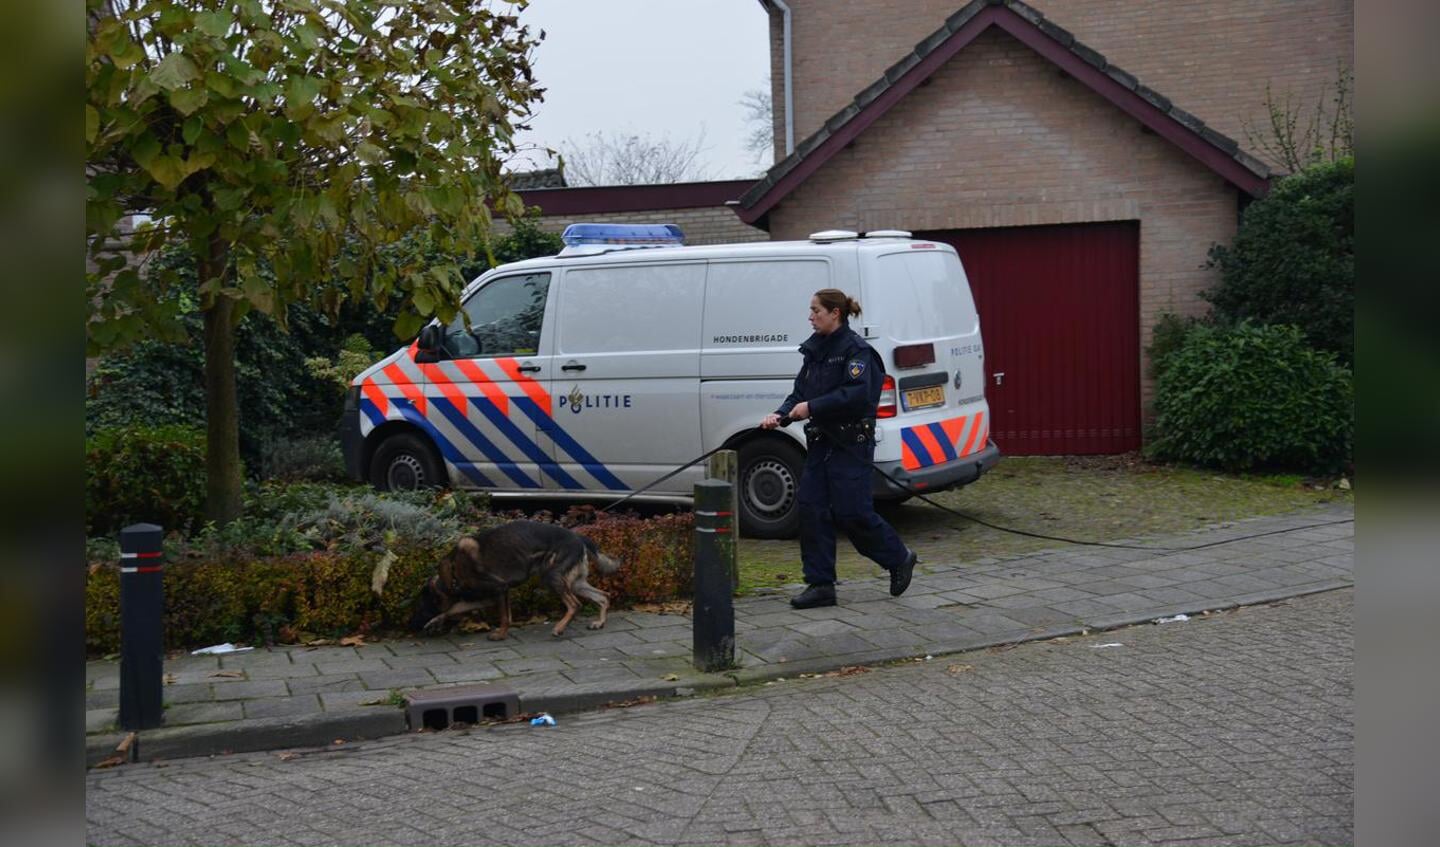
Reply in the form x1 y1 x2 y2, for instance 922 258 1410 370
869 252 978 340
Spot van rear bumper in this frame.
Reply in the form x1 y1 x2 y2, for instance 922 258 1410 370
871 440 1002 499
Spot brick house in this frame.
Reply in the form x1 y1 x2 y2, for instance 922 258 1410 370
516 0 1352 455
738 0 1352 454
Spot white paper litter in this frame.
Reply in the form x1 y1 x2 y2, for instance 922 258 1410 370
190 643 254 655
1092 643 1124 649
1154 614 1190 624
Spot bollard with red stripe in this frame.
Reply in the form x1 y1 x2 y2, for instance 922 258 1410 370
692 480 736 672
119 523 165 731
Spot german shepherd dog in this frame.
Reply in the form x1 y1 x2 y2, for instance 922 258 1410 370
408 521 620 641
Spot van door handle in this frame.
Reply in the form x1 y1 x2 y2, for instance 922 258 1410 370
516 362 541 373
561 361 587 372
993 372 1005 385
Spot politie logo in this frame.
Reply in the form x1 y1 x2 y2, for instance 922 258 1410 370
848 359 866 378
565 385 633 414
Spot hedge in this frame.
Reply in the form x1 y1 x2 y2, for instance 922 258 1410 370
84 509 694 654
1146 321 1352 473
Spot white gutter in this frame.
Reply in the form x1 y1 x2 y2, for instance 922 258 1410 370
760 0 795 156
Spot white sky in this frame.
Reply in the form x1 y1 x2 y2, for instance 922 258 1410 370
508 0 773 182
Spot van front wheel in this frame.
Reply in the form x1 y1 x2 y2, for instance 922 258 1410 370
370 433 445 491
737 439 804 539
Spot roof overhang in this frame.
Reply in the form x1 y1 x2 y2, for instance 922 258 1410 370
736 0 1273 226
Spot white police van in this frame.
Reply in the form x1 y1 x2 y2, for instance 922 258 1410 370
340 223 1001 537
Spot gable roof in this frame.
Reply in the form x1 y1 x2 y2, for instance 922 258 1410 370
737 0 1273 226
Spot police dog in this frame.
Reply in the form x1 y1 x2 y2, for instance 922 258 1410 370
408 521 620 640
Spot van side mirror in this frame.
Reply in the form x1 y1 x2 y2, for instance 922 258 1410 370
414 324 444 363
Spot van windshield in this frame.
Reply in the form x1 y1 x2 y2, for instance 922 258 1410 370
867 251 978 340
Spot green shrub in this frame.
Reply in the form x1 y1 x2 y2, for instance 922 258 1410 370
85 425 208 536
1147 313 1207 380
260 436 347 482
1147 322 1353 473
83 504 695 653
1205 158 1354 365
84 541 446 653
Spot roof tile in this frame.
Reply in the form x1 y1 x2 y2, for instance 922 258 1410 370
1070 42 1108 70
1037 18 1075 47
1105 65 1138 91
1232 149 1273 179
1134 84 1172 112
855 76 890 110
1168 105 1206 134
1005 0 1046 27
1200 126 1240 155
945 3 985 33
884 51 922 84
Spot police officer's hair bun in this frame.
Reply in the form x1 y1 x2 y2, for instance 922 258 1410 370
814 288 863 319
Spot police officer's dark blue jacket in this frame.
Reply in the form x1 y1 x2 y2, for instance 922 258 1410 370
776 323 886 428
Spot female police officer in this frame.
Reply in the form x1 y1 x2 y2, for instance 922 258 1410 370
761 289 917 608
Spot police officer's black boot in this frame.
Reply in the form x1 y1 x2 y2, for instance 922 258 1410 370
790 582 836 609
890 548 918 597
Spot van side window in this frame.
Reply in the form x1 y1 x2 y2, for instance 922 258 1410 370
446 272 550 358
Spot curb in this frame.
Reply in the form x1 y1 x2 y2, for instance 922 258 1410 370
87 579 1352 767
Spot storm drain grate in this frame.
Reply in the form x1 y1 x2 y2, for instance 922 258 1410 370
403 683 519 731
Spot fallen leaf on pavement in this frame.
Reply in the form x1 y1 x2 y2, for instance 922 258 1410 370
210 670 244 679
276 751 299 762
339 635 366 647
604 695 658 709
660 673 680 681
946 664 973 674
93 733 136 769
836 665 870 677
305 639 334 647
629 601 693 615
457 619 492 633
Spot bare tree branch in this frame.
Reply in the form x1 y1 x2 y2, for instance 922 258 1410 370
558 129 713 186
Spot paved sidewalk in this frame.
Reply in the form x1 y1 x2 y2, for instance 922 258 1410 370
85 504 1353 764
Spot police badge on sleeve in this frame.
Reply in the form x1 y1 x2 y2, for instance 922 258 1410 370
847 359 866 378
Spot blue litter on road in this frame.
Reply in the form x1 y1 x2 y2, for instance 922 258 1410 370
530 713 556 727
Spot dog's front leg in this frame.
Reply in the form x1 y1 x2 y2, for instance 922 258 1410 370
425 600 489 635
487 591 511 641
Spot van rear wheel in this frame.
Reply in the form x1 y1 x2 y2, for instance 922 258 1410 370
737 438 804 539
370 433 445 491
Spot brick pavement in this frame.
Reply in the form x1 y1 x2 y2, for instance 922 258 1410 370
85 504 1352 763
85 587 1353 846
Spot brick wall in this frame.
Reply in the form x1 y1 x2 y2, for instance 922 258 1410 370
766 28 1243 408
490 205 768 247
777 0 1353 172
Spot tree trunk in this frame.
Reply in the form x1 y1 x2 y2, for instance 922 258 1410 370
200 245 243 526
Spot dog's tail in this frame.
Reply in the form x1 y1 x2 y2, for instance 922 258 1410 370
581 535 621 575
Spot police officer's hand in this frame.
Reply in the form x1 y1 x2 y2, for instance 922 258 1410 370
760 413 782 430
789 402 810 421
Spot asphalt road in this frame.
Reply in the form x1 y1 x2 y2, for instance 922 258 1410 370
86 589 1353 846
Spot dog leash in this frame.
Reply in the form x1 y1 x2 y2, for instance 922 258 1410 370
599 444 733 514
795 418 1353 554
597 421 1352 554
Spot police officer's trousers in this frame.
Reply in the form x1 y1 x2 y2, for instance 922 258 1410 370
798 439 909 586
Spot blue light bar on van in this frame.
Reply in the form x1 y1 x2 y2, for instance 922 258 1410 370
560 223 685 247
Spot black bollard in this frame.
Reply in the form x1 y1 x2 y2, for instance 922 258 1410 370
692 480 736 672
119 523 165 731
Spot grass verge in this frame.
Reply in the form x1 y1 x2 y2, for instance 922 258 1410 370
737 454 1351 594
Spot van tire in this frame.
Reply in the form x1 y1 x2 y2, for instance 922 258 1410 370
370 433 445 491
737 438 805 539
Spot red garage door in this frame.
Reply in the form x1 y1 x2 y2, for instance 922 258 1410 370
916 222 1140 455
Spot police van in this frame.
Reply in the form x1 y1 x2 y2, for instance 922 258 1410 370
340 224 1001 538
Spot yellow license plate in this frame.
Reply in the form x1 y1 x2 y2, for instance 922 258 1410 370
903 385 945 410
